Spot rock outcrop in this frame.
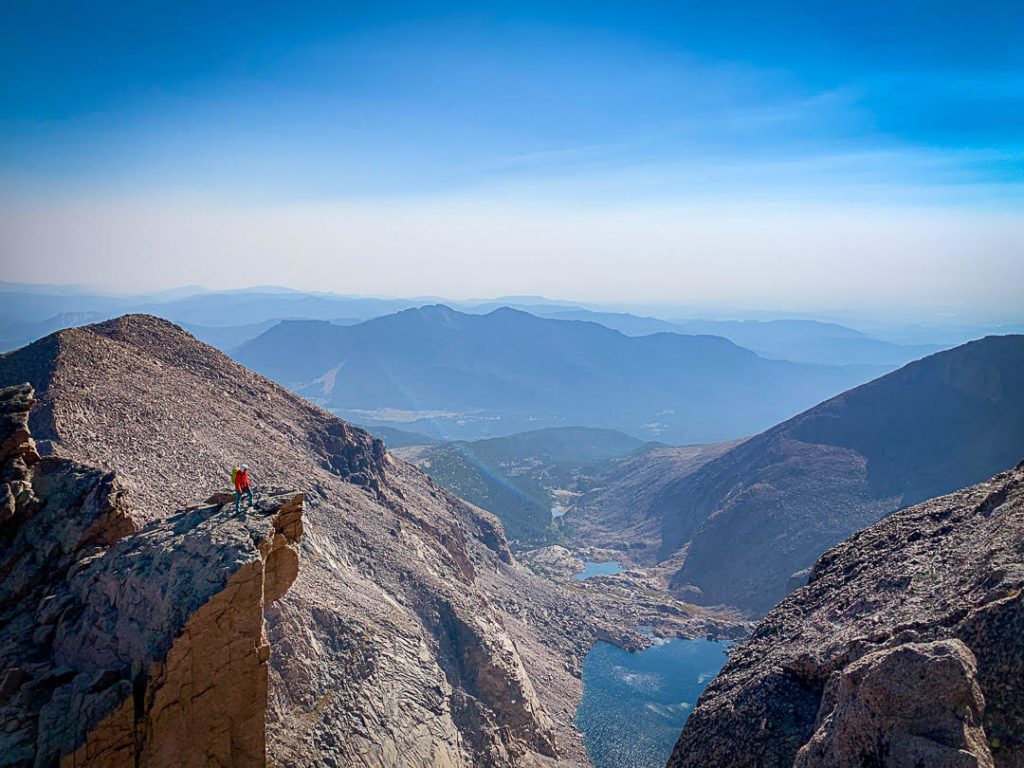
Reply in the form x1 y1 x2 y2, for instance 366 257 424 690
0 383 304 767
793 639 993 768
669 460 1024 768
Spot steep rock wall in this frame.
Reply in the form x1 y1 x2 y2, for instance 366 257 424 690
669 461 1024 767
0 383 303 767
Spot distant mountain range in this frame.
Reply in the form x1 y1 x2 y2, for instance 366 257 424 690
5 283 1019 365
565 334 1024 615
393 426 647 544
542 310 942 367
0 288 416 332
234 305 879 443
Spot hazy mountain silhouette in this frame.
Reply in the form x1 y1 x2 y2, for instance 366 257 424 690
234 305 877 443
545 309 940 367
0 285 420 328
364 424 444 447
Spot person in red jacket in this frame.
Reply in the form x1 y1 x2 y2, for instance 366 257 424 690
234 463 254 512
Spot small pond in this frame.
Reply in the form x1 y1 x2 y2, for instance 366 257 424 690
575 637 730 768
575 561 624 580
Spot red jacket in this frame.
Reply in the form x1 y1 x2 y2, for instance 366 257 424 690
235 469 251 491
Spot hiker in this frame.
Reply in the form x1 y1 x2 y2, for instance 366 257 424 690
233 463 254 512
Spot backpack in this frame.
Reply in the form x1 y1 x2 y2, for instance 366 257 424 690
231 467 240 486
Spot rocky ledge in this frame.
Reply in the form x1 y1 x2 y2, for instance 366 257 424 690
669 460 1024 768
0 383 303 767
517 545 750 651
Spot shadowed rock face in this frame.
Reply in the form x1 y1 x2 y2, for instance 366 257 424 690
668 461 1024 768
0 383 304 767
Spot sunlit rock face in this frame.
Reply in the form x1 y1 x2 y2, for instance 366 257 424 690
0 382 304 767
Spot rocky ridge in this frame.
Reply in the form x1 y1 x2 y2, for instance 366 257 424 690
0 315 745 767
0 383 304 767
669 460 1024 768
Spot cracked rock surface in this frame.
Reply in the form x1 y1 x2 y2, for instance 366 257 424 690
669 460 1024 768
0 383 303 767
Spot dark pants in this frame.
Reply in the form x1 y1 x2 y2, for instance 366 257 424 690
235 486 254 512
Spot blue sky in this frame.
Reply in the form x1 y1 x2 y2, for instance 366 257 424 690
1 1 1022 311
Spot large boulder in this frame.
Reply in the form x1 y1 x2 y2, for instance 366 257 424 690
794 639 993 768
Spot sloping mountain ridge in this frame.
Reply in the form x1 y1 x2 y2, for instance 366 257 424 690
395 427 647 545
0 314 742 766
646 335 1024 615
669 460 1024 767
234 305 875 443
563 335 1024 616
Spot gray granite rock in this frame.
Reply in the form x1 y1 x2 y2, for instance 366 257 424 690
669 461 1024 768
0 383 304 767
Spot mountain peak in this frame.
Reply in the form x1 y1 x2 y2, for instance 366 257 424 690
0 314 588 766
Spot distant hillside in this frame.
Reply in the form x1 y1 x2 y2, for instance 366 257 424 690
545 309 940 368
395 426 647 545
563 440 744 561
672 318 942 367
235 305 874 443
363 424 442 447
644 335 1024 615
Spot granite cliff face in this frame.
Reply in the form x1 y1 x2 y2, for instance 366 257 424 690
669 460 1024 768
0 315 742 766
0 383 304 767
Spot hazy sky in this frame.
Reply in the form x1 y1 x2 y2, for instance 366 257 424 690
2 1 1022 313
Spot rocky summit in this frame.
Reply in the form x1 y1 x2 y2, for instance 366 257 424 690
0 315 742 767
0 383 304 767
669 459 1024 768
